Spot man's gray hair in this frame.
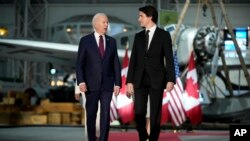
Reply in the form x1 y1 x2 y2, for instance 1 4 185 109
92 13 108 27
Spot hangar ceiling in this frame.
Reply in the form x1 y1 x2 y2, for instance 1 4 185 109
0 0 250 4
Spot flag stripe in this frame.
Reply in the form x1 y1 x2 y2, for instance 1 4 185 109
168 85 185 126
168 105 180 126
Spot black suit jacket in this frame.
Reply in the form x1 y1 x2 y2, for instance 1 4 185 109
126 27 175 90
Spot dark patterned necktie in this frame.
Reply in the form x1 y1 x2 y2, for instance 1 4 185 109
99 35 104 58
145 30 150 50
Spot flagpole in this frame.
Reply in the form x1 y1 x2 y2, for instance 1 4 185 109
172 0 190 44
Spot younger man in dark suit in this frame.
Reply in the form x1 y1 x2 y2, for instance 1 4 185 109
126 5 176 141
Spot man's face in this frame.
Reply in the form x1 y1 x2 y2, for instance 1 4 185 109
94 15 109 35
138 11 152 28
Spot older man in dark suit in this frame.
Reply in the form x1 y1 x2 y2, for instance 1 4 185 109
76 13 121 141
126 5 176 141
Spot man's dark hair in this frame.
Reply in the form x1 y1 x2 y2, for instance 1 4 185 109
139 5 158 24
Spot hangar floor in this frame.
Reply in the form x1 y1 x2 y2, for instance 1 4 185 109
0 125 229 141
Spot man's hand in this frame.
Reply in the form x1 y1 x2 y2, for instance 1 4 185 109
126 83 134 98
79 83 87 93
113 86 120 96
166 82 174 92
74 93 81 101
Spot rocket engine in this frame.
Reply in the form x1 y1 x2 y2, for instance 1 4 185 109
165 24 249 99
165 24 223 67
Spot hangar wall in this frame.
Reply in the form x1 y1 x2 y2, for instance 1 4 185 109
0 3 249 39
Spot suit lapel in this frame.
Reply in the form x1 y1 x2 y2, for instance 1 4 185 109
103 35 110 59
141 30 148 53
90 33 103 59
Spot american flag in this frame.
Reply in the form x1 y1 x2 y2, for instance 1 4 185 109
166 51 186 126
110 94 119 122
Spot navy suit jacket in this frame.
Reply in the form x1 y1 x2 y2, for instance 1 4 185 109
76 32 121 91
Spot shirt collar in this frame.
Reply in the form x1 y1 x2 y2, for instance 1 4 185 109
146 24 157 34
94 32 104 38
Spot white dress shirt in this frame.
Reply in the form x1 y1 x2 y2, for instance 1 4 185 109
94 32 106 50
145 24 157 49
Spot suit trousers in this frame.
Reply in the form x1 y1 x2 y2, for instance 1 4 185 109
134 71 164 141
81 94 100 141
85 90 113 141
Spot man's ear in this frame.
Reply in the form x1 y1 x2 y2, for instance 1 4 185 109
149 16 153 21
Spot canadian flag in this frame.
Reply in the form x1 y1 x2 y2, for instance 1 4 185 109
116 48 134 124
161 90 170 124
183 51 202 125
